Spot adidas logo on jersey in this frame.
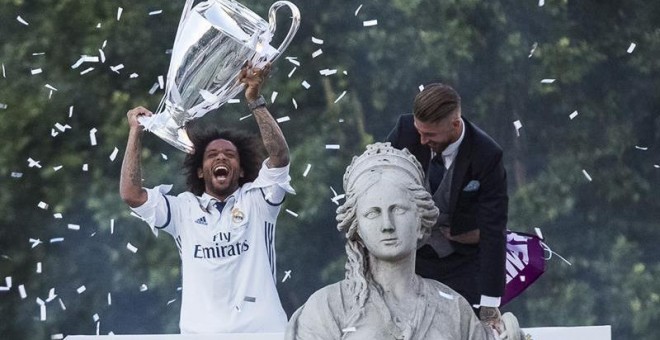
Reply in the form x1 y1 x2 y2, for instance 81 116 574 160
194 216 207 226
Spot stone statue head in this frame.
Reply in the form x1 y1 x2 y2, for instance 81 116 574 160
335 142 439 324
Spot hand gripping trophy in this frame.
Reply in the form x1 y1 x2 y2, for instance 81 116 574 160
139 0 300 153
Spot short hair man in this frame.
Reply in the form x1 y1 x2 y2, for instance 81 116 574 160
386 83 509 329
120 63 294 333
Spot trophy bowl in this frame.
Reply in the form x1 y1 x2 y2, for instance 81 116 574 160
140 0 301 153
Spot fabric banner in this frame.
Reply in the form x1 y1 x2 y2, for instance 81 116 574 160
502 230 546 305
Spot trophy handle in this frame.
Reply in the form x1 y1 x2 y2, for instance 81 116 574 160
266 1 301 62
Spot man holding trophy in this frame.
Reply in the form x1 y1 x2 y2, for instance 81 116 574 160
119 0 300 334
120 62 294 334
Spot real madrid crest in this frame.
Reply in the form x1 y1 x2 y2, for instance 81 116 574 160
231 207 245 224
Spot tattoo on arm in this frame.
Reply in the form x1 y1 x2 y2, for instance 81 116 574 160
253 107 289 167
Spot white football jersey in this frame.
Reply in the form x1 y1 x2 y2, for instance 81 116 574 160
132 160 294 334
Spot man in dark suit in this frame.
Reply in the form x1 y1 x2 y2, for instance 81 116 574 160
387 83 508 329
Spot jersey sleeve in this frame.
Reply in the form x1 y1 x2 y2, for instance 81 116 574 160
247 159 295 206
130 184 178 237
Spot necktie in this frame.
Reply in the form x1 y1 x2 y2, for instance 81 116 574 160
428 154 446 193
214 201 226 214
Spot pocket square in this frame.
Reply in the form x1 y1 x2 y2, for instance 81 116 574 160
463 180 480 192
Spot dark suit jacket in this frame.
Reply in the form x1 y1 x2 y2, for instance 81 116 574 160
387 114 508 299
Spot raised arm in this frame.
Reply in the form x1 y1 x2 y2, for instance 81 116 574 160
239 62 290 168
119 106 151 208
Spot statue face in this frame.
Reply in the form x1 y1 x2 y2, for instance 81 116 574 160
356 180 421 262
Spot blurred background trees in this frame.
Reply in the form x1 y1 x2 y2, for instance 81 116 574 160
1 0 659 339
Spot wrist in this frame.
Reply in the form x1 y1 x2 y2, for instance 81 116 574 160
247 95 267 111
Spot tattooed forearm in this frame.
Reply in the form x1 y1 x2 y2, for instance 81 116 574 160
253 106 289 168
120 129 148 207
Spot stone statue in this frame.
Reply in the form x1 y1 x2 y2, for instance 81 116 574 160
285 143 496 340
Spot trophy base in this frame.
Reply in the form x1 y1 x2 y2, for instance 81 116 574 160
151 126 194 154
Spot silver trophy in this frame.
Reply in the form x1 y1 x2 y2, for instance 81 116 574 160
139 0 301 153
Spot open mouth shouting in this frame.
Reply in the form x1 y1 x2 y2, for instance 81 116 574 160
213 165 230 181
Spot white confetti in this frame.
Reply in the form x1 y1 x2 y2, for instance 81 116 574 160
635 146 648 150
2 63 5 78
51 334 64 340
271 91 278 103
654 165 660 169
38 201 49 209
40 304 46 321
158 75 164 89
582 169 593 182
45 84 58 92
82 164 89 171
117 7 123 21
227 98 240 104
71 55 99 69
28 158 42 168
325 144 340 149
286 57 300 66
130 73 139 78
126 242 138 253
149 10 163 16
331 194 345 205
0 277 12 291
285 209 298 217
334 91 347 104
80 67 94 75
19 285 27 299
354 4 363 16
282 270 292 282
311 49 323 58
0 103 6 110
69 106 74 118
29 238 43 248
110 64 124 73
54 123 71 132
540 78 556 84
102 40 107 49
363 19 378 27
89 128 98 146
569 110 579 120
311 37 324 44
287 67 297 78
109 147 119 161
93 313 100 322
320 69 337 76
110 219 115 234
538 0 545 6
16 16 29 26
161 153 168 160
148 82 160 95
627 42 636 54
301 81 311 89
31 68 43 75
67 224 80 231
139 284 148 292
292 98 298 109
49 238 64 243
342 327 357 333
53 165 63 171
239 114 252 121
513 120 523 137
77 285 86 294
107 292 112 306
36 262 42 273
528 42 538 58
54 213 63 219
58 298 66 310
11 172 23 178
276 116 290 123
418 84 425 92
302 163 312 177
99 49 106 63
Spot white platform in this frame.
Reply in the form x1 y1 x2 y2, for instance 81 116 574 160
66 325 611 340
522 325 611 340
